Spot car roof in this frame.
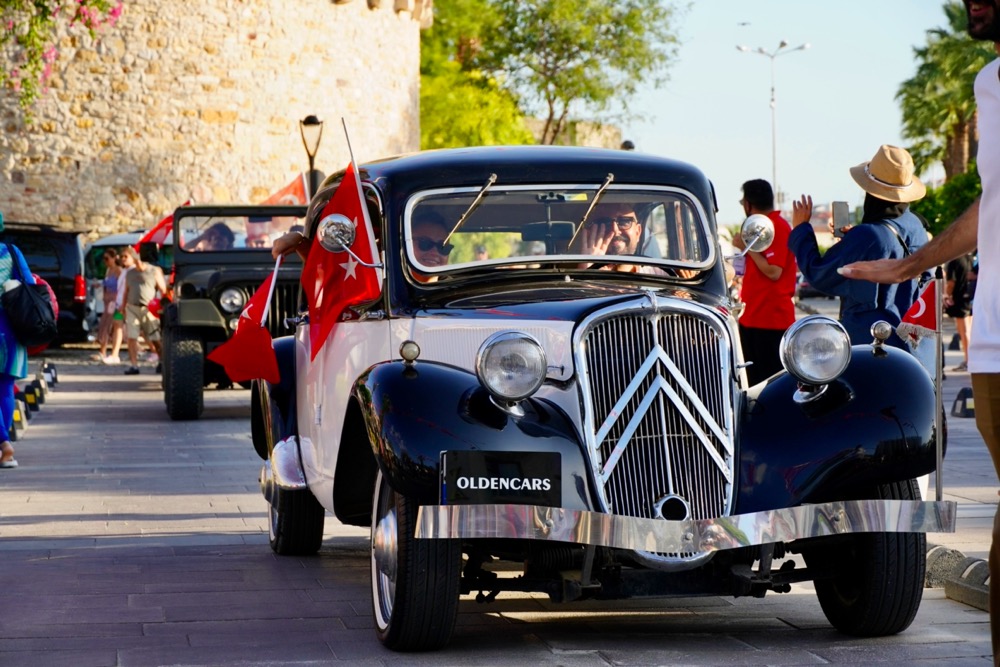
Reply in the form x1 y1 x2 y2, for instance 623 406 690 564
87 231 143 248
86 230 174 249
1 221 85 238
358 146 716 205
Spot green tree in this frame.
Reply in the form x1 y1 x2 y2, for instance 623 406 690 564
897 1 994 179
911 163 982 236
420 0 534 149
1 0 122 111
475 0 681 145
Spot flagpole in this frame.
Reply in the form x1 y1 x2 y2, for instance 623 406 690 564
261 256 282 327
934 265 944 503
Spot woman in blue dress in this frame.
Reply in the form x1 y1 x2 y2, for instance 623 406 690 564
0 230 36 469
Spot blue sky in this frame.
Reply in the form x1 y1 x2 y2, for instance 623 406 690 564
622 1 955 226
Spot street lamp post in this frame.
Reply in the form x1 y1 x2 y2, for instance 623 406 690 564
299 115 324 200
736 40 809 203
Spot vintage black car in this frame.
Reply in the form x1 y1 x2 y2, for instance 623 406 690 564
160 204 305 419
251 146 955 651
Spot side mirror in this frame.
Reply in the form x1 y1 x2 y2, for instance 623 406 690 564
316 213 355 252
739 214 774 255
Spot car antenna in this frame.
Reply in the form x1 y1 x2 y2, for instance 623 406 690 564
568 173 614 249
444 173 497 245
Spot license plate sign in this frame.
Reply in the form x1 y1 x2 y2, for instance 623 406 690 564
441 451 561 506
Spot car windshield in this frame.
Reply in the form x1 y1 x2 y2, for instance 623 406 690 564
178 214 305 252
404 185 713 277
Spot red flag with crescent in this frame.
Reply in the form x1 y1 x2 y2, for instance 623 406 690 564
897 280 937 349
300 161 382 360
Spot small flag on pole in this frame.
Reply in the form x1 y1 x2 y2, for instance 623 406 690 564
135 201 191 248
300 160 381 360
206 259 282 384
897 280 938 349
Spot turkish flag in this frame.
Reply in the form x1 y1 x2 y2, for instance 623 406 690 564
301 162 381 360
897 279 938 349
261 173 309 205
206 268 280 384
136 201 192 248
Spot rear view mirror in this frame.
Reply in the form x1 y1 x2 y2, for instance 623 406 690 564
521 221 575 242
739 214 774 254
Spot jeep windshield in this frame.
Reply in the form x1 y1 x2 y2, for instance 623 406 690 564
178 213 305 252
404 185 714 279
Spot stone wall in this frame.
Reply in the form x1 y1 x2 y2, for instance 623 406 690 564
0 0 431 237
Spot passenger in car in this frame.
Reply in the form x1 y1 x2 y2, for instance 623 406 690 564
190 223 235 251
410 210 453 283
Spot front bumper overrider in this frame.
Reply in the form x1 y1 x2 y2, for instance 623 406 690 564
415 499 956 553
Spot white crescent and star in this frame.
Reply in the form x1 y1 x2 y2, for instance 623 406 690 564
910 297 927 319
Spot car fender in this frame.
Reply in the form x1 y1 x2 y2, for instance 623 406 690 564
352 360 596 511
172 298 227 331
251 335 298 460
736 344 937 513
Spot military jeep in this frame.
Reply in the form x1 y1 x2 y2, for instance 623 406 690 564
160 204 306 420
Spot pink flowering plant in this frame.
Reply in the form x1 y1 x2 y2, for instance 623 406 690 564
1 0 123 111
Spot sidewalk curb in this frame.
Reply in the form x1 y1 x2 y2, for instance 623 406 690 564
928 545 989 612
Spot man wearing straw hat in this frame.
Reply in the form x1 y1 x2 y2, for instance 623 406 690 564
787 144 929 351
840 2 1000 662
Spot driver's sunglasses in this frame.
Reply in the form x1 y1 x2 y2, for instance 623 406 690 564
595 215 638 231
415 237 454 256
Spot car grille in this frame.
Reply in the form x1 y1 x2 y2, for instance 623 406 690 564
230 281 300 337
576 297 735 567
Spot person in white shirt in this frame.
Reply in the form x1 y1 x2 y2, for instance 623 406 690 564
839 2 1000 662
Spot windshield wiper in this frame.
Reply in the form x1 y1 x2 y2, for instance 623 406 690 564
444 173 497 244
568 173 614 248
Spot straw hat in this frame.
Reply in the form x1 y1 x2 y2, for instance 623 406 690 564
849 144 926 203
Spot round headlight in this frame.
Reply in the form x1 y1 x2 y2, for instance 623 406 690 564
476 332 547 401
779 316 851 385
219 287 247 314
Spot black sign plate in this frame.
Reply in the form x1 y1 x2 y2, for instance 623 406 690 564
441 451 561 506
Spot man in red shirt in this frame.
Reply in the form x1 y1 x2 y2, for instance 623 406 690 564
731 179 797 385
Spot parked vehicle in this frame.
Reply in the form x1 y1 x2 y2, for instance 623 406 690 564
159 205 305 420
84 231 175 332
0 222 89 344
251 146 955 651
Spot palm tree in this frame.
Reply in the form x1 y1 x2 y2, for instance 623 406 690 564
897 2 994 179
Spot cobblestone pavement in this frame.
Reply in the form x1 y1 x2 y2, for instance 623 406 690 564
0 307 993 666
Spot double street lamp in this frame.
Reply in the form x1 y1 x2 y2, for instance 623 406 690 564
736 40 809 203
299 115 325 200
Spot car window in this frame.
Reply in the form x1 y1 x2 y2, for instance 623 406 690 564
6 235 61 273
404 185 712 277
178 215 305 252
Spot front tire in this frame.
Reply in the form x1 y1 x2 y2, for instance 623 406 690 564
165 331 204 420
268 486 325 556
808 478 926 636
371 469 461 651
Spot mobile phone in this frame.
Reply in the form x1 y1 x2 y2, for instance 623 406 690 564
832 201 851 238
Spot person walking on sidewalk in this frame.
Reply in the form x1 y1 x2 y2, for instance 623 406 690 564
119 246 166 375
946 252 975 371
840 2 1000 662
730 179 797 385
0 226 38 469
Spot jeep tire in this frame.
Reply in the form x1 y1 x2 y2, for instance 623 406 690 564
371 469 461 651
268 486 325 556
809 478 925 636
165 330 205 420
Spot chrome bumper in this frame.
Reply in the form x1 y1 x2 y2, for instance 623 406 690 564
415 500 956 553
260 436 308 505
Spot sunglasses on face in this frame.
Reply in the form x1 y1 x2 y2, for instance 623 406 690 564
415 237 454 256
594 215 638 231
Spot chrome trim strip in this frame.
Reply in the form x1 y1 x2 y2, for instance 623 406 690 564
415 500 957 553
